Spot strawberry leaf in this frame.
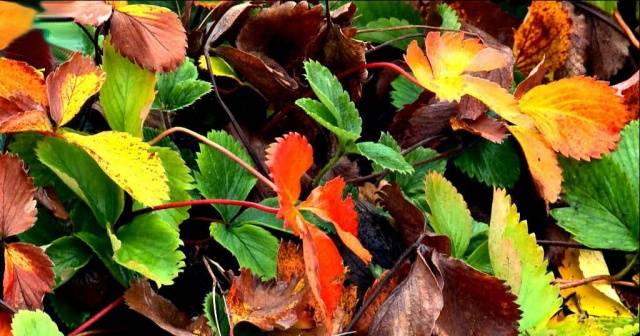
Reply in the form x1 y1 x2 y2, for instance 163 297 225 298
154 58 211 112
3 242 54 310
356 18 420 50
0 154 37 238
11 310 62 336
390 75 422 109
355 141 413 174
552 120 639 251
74 229 134 287
454 138 521 188
45 236 93 288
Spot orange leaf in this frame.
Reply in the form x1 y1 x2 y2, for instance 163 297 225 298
3 242 54 310
0 154 37 238
46 53 106 127
0 93 52 133
518 76 632 160
301 223 344 330
508 125 562 203
41 1 113 26
265 132 313 217
0 1 35 50
194 1 222 9
513 1 571 74
109 4 187 72
0 57 48 108
300 177 372 264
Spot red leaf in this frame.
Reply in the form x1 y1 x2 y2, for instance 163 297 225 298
3 30 56 76
41 1 113 26
0 311 11 336
3 242 54 310
0 154 37 238
109 4 187 72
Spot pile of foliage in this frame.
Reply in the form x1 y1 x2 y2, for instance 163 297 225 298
0 0 638 335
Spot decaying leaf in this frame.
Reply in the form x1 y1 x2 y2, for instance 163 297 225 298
0 154 37 238
449 1 520 46
389 99 455 149
3 242 54 310
450 115 508 143
513 1 572 74
377 183 425 247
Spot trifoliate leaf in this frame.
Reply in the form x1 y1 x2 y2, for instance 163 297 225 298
195 130 257 223
552 121 639 251
11 310 63 336
454 138 521 188
489 189 561 332
356 141 414 174
154 58 211 112
437 3 461 30
390 75 423 109
424 172 472 258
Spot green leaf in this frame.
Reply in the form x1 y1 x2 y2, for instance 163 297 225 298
489 190 561 332
350 0 422 26
394 147 447 199
195 130 257 223
198 55 240 81
437 3 461 30
552 121 639 251
154 58 212 112
454 139 521 188
34 21 94 59
464 221 492 274
48 294 91 329
204 292 231 336
75 230 134 287
536 315 639 336
210 223 278 280
46 236 93 288
36 137 124 227
424 172 472 258
232 198 286 232
100 39 156 138
11 310 63 336
585 0 618 14
110 213 185 286
134 147 194 229
297 60 362 142
390 76 423 109
356 18 420 50
356 141 414 174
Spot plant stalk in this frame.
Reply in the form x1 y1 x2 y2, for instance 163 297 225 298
132 198 279 217
313 145 345 186
68 296 125 336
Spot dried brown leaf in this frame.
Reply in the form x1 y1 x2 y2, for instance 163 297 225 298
389 97 454 149
450 115 508 143
450 1 521 46
205 2 254 48
377 183 425 247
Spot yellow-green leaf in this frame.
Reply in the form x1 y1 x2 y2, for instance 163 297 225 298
61 130 169 206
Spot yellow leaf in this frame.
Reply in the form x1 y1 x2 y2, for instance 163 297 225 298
558 249 632 318
513 1 571 74
46 53 106 127
61 131 169 206
518 76 633 160
508 125 562 203
0 1 35 50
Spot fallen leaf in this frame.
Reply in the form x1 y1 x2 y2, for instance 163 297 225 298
556 2 588 78
204 2 253 48
378 183 425 247
0 1 35 50
513 1 572 74
3 242 54 310
449 1 521 46
389 99 455 149
40 1 113 26
450 115 508 143
518 76 632 160
124 279 194 336
508 125 562 203
109 4 187 72
513 58 546 100
0 154 37 238
46 52 106 127
583 10 630 79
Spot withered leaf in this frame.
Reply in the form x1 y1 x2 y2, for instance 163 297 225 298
450 115 508 144
34 187 68 220
613 71 639 118
389 97 455 149
205 2 253 48
124 279 193 336
41 1 113 26
3 242 54 310
0 154 37 238
377 183 425 247
583 13 629 79
450 1 521 46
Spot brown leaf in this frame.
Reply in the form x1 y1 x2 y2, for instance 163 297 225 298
215 45 299 102
3 242 54 310
583 12 629 79
3 29 56 76
277 241 306 283
377 183 425 247
0 154 37 238
613 71 639 118
124 279 193 336
427 246 520 335
450 1 521 46
187 315 213 336
368 248 444 335
556 2 588 78
513 58 547 100
41 1 113 26
330 2 357 27
205 2 253 48
450 115 508 144
109 4 187 72
236 1 324 71
389 96 454 149
35 187 69 220
226 268 311 331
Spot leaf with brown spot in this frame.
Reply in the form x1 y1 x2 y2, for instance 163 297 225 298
0 154 37 238
513 1 572 74
377 183 425 247
109 4 187 72
40 1 113 26
124 279 194 336
3 242 54 310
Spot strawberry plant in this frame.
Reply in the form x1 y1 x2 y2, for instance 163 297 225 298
0 1 638 335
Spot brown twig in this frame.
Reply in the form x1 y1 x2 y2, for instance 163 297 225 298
366 33 425 54
536 240 615 251
68 296 125 336
614 10 639 49
131 198 279 217
357 24 476 36
554 275 638 290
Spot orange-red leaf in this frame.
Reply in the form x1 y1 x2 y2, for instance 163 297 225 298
0 311 10 336
194 1 222 9
508 125 562 203
0 94 52 133
300 177 372 264
518 76 632 160
0 1 36 50
513 1 571 74
266 132 313 216
3 242 54 310
46 53 106 127
109 4 187 72
0 57 48 107
0 154 37 238
41 1 113 26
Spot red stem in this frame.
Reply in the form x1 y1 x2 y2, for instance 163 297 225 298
145 199 279 214
69 296 124 336
338 62 424 88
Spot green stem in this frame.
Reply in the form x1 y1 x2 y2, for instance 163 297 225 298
313 145 345 186
613 252 638 280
